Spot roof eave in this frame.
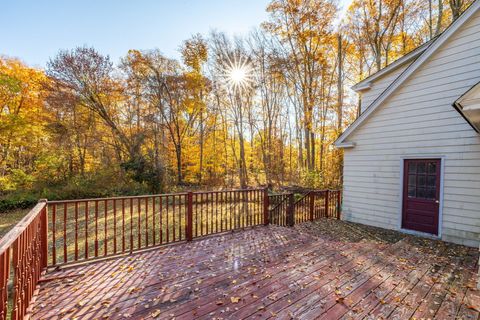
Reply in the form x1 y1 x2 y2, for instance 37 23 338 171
351 41 432 92
334 141 356 148
338 0 480 145
453 101 480 133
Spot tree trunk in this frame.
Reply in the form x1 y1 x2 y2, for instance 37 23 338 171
175 145 182 184
337 33 343 131
435 0 444 36
198 110 204 184
449 0 463 20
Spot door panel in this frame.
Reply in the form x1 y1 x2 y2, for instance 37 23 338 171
402 159 440 235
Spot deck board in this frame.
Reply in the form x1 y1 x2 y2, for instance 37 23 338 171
29 223 479 319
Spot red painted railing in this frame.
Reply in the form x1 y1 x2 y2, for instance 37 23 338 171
268 190 342 226
0 188 341 318
268 193 293 226
0 201 48 320
46 188 268 266
294 190 341 223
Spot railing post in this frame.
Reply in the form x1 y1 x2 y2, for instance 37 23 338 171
336 191 341 219
309 192 315 221
263 188 269 226
287 193 295 227
324 190 330 218
186 192 193 241
39 199 48 268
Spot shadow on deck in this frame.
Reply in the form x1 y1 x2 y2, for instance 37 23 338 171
30 222 479 319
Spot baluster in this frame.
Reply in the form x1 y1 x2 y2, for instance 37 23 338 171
172 195 176 242
122 199 125 252
186 193 193 241
113 199 117 254
74 202 78 261
145 197 149 247
63 203 67 263
152 197 156 245
130 198 133 252
166 195 169 242
52 204 56 266
94 200 98 257
104 200 108 256
84 201 89 260
159 196 163 244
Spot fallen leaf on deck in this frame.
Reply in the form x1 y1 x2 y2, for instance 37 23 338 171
76 301 87 307
150 309 161 318
467 305 479 311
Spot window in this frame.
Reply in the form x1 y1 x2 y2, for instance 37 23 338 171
406 160 437 200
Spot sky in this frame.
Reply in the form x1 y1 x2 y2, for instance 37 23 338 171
0 0 352 68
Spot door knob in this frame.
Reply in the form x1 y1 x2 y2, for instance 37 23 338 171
435 200 439 203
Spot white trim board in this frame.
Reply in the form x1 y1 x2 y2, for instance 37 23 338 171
335 0 480 148
351 39 433 92
397 156 445 240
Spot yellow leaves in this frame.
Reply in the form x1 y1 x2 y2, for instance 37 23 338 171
230 296 241 303
127 286 141 294
335 289 345 304
76 300 87 307
150 309 161 318
181 34 208 72
267 294 277 301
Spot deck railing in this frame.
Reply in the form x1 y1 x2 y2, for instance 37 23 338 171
268 190 342 227
46 189 268 267
293 190 342 223
0 201 48 320
0 187 341 319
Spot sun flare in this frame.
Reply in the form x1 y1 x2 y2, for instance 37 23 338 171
221 54 253 91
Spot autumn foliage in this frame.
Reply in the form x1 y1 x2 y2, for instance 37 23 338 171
0 0 473 210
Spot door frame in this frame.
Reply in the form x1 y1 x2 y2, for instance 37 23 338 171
398 156 445 238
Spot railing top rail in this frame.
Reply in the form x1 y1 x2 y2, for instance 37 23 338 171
268 193 291 196
46 193 189 204
191 188 264 195
46 188 267 204
292 189 341 205
0 200 47 255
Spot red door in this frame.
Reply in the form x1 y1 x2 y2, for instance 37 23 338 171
402 159 440 235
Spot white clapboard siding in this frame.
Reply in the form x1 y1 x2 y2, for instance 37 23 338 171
360 63 410 113
343 8 480 247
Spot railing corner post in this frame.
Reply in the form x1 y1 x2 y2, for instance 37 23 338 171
337 190 342 220
40 199 49 268
187 192 193 241
324 190 330 218
263 187 270 226
309 192 315 221
287 193 295 227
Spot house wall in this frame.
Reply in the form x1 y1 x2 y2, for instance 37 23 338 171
343 8 480 247
359 63 410 113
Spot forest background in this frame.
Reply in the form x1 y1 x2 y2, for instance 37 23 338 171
0 0 474 212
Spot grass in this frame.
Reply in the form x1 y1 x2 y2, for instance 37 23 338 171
47 191 265 265
0 208 31 239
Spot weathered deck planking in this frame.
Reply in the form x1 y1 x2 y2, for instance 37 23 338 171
29 223 479 320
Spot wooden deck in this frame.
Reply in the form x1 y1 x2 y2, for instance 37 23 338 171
30 223 479 319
